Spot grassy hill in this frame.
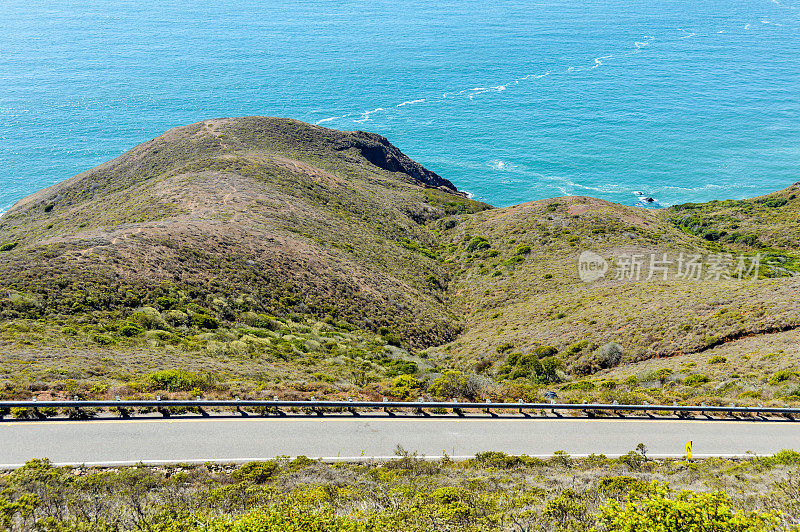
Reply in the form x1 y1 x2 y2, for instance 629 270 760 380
0 117 798 406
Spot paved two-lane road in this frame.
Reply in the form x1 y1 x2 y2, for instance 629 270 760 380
2 415 799 466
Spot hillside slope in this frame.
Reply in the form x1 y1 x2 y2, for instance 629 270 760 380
0 117 488 350
431 192 800 372
0 117 798 405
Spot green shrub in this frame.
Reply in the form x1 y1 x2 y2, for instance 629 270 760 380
232 460 278 483
164 309 189 326
11 407 35 419
760 449 800 467
427 370 483 401
92 334 115 346
565 340 589 357
598 476 650 497
497 353 563 384
465 236 490 251
768 370 797 385
516 244 531 255
503 255 524 266
382 332 402 346
120 324 144 337
191 313 220 329
147 370 207 392
397 237 438 259
708 356 727 364
132 307 169 330
496 342 514 353
596 485 780 531
389 374 422 399
384 359 418 377
0 242 18 252
760 197 788 208
432 486 462 504
471 451 545 469
560 380 595 392
534 345 558 357
155 297 177 310
683 374 711 387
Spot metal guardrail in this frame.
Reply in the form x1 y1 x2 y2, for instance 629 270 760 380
1 399 799 418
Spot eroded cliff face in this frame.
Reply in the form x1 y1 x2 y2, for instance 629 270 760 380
333 131 464 196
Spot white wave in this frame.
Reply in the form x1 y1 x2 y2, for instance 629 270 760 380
745 23 751 29
565 181 609 193
634 36 654 50
315 115 346 125
771 0 798 10
592 54 614 69
467 84 508 99
677 28 696 39
316 31 661 129
490 160 508 171
396 99 425 107
761 19 783 25
353 107 385 123
656 183 724 193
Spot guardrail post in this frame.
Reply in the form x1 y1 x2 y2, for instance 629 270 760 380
382 397 394 416
235 396 247 417
348 397 358 416
453 398 464 417
273 396 285 416
157 396 170 418
612 400 620 417
415 397 428 416
114 395 130 419
196 396 208 417
71 395 81 419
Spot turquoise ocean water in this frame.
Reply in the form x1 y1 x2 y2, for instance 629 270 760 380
1 0 799 212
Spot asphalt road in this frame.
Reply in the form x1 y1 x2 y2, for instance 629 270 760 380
2 415 800 467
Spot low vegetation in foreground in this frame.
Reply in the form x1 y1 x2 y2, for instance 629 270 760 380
2 450 800 531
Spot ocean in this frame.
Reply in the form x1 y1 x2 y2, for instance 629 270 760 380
1 0 799 212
